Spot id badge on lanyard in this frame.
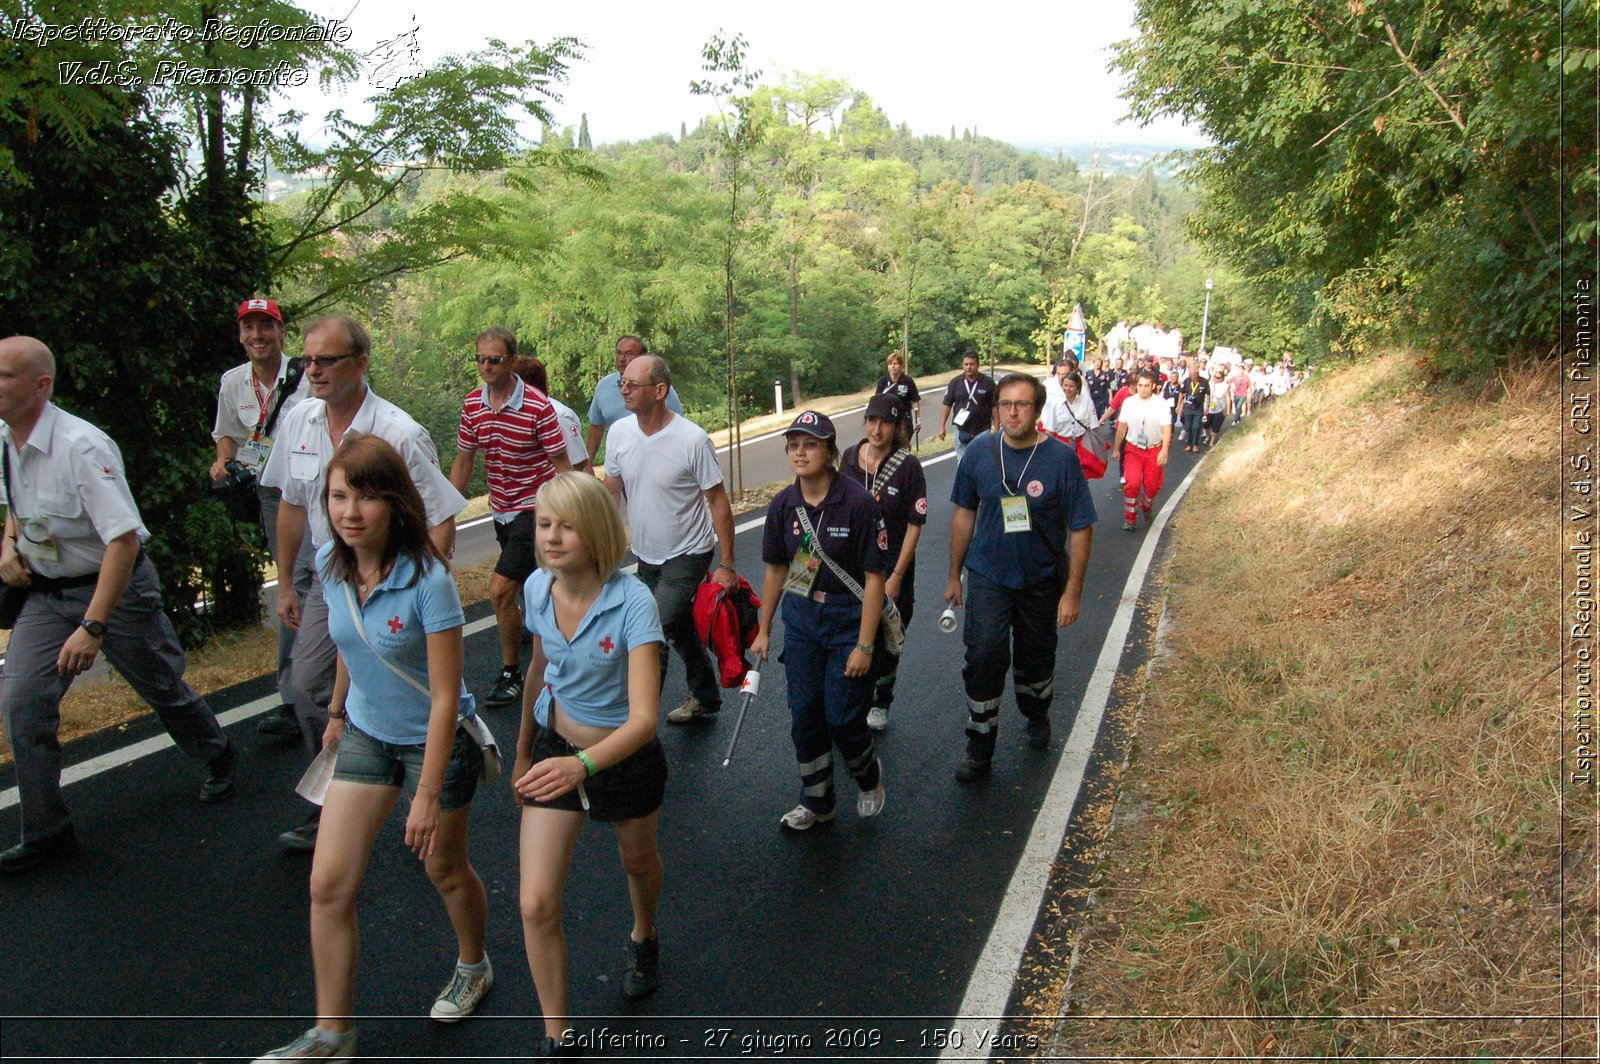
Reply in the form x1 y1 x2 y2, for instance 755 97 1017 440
995 434 1038 534
782 531 821 599
19 516 62 563
1001 495 1032 533
243 376 275 471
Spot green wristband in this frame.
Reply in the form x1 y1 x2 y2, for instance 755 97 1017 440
576 750 597 777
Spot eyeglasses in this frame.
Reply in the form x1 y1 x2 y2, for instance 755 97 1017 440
619 379 660 393
996 399 1034 411
785 438 826 452
475 355 508 366
304 353 357 370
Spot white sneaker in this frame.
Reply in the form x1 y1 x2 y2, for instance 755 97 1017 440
866 706 888 731
778 804 837 831
858 769 886 819
666 697 719 724
430 955 493 1021
254 1027 356 1062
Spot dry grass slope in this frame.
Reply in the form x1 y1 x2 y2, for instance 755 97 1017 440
1048 353 1593 1059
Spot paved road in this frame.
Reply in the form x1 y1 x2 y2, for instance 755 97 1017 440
0 419 1221 1062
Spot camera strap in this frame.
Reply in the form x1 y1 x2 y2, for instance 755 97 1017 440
261 358 305 439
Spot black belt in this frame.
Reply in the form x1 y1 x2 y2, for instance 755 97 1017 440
26 571 100 593
23 547 143 593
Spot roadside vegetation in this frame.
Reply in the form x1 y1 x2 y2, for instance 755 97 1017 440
1038 353 1588 1058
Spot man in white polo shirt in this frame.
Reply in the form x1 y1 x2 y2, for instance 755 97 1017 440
604 355 738 724
210 296 312 739
260 314 466 849
0 336 236 874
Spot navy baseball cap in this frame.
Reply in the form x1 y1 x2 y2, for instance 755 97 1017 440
864 394 902 423
785 410 836 440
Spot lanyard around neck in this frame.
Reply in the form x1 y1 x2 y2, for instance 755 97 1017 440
995 432 1040 497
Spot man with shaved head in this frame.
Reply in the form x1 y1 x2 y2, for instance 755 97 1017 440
603 354 738 725
0 336 236 873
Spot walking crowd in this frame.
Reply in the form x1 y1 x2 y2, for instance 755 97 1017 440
0 307 1301 1060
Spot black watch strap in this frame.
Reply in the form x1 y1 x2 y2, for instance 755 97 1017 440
80 619 105 638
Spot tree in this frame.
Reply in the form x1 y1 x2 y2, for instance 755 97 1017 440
1 1 591 643
690 30 765 495
756 71 854 400
578 113 592 150
1115 0 1581 372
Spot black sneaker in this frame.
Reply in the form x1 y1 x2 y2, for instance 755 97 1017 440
622 936 659 1001
256 704 300 737
485 667 523 708
279 814 320 851
1025 718 1052 749
954 757 991 782
199 742 237 803
0 826 76 875
535 1033 584 1058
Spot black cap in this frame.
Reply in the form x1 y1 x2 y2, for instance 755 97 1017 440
785 410 836 440
864 393 901 423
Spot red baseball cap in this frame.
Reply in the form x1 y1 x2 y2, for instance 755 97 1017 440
236 297 283 323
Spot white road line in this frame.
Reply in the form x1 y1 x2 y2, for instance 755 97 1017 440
941 456 1206 1057
0 449 953 812
0 615 502 813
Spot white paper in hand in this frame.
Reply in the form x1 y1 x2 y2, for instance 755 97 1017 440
295 744 338 805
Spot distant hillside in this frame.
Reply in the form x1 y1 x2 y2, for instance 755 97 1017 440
1011 141 1199 178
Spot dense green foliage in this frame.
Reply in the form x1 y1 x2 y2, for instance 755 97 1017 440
1115 0 1591 375
347 80 1263 459
2 1 583 643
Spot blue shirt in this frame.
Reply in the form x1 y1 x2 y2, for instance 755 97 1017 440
586 371 684 429
951 431 1098 590
762 474 889 596
320 543 474 746
524 568 664 728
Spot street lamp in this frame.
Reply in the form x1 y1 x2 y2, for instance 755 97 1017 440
1199 277 1214 355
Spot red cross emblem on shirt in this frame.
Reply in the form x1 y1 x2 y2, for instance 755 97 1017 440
598 636 615 654
387 616 404 634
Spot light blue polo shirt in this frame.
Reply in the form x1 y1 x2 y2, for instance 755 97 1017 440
523 568 664 728
320 543 475 745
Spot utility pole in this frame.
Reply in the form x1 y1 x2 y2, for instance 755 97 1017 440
1199 277 1214 355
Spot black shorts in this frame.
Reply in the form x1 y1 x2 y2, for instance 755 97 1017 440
493 510 540 584
1203 412 1226 432
524 725 668 823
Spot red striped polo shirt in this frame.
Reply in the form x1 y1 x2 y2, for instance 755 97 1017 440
456 377 567 514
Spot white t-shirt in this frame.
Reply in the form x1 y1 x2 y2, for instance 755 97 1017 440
604 413 723 565
548 395 589 467
1119 394 1172 449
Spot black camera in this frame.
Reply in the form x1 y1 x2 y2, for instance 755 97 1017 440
209 459 261 523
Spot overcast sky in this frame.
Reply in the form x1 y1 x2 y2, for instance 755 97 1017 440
283 0 1200 147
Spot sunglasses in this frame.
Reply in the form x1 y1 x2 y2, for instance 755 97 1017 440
475 355 509 366
304 353 357 370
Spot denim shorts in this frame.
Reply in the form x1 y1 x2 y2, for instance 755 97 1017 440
332 721 480 811
524 725 667 823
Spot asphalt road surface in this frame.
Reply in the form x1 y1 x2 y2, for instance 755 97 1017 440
0 417 1225 1063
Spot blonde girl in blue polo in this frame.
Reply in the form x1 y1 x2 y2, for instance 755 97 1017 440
512 472 666 1058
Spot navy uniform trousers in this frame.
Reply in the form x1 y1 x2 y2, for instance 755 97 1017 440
961 567 1062 761
781 594 881 814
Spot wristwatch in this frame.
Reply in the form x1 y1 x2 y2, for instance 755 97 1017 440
79 619 106 638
